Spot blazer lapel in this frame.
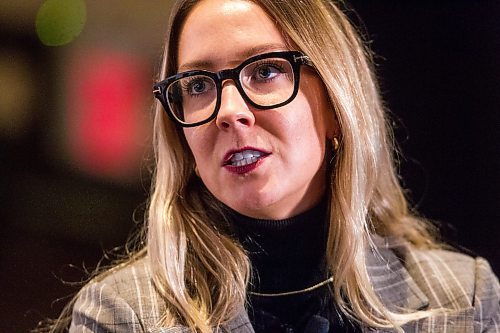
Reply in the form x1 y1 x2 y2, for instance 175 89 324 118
367 236 429 312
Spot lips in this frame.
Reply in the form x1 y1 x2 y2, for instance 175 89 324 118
223 147 270 168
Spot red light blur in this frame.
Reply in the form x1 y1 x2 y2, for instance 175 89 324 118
66 48 149 181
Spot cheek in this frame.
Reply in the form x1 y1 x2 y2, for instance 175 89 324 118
291 84 330 143
183 128 208 164
312 82 337 139
271 103 326 173
182 128 196 153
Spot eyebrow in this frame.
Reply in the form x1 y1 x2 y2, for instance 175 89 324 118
177 43 289 72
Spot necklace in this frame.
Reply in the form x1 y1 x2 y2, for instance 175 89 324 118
247 276 333 297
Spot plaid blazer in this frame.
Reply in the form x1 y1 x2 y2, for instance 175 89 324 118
69 237 499 333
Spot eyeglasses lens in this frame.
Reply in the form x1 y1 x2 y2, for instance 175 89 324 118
166 75 217 125
240 57 294 106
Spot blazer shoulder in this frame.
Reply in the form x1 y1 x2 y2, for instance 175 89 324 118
403 246 500 328
70 256 168 332
370 240 477 309
403 247 476 307
470 257 500 331
99 256 154 292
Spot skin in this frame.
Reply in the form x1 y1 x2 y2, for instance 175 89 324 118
178 0 337 219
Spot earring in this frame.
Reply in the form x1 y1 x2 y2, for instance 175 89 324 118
332 137 339 151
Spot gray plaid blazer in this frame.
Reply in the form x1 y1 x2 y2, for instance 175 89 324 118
69 237 499 332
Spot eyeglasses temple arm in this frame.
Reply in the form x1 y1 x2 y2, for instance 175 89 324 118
293 54 313 67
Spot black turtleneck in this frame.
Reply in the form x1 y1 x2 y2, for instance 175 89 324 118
228 197 358 333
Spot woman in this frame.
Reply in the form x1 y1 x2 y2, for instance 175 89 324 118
54 0 499 332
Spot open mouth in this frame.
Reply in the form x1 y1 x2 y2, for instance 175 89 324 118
224 149 269 167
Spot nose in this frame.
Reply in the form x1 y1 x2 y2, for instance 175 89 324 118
215 82 255 130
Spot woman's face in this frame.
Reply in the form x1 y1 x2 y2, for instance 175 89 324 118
178 0 336 219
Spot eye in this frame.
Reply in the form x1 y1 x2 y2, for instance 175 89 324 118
256 65 278 79
251 62 285 82
190 80 206 94
182 76 214 96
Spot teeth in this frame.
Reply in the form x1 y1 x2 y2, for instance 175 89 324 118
243 151 254 159
232 152 244 161
230 150 263 166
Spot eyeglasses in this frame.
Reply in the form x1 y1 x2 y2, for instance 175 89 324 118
153 50 313 127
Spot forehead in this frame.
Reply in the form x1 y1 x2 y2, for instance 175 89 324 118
177 0 288 71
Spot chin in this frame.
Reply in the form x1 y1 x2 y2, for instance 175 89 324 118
232 199 294 220
223 195 277 219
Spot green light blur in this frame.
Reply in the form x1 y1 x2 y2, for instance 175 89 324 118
35 0 86 46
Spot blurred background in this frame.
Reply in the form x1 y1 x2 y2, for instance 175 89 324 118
0 1 498 332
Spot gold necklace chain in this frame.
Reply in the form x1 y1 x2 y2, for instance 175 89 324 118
247 276 334 297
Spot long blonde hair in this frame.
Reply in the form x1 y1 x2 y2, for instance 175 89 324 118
147 0 440 330
45 0 440 332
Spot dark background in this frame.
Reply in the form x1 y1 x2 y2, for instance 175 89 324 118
350 1 499 267
0 1 498 332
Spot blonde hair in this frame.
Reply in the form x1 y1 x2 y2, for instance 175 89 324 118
44 0 440 332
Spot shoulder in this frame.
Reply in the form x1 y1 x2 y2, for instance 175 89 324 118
406 247 500 329
371 237 500 331
404 247 478 304
69 256 170 332
404 246 498 307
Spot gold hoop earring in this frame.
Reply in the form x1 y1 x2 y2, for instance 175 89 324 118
332 137 339 151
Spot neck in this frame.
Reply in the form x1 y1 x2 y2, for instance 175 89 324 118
228 196 330 293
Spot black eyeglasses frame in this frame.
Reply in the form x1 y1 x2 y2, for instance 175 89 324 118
152 50 313 127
